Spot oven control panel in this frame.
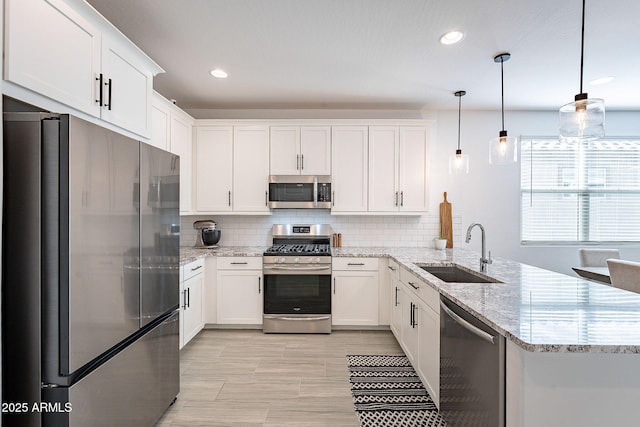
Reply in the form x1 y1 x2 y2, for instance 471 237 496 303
292 226 311 234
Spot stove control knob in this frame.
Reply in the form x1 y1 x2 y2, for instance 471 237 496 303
294 257 300 263
316 257 321 263
280 257 286 264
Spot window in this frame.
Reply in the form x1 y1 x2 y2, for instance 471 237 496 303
521 137 640 244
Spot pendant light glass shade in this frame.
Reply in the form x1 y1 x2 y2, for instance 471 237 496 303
559 0 605 141
559 94 605 141
449 90 469 175
489 131 518 165
489 53 518 165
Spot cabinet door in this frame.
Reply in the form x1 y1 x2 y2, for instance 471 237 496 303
150 103 170 151
300 126 331 175
369 126 400 212
216 270 263 324
233 126 270 212
270 126 300 175
398 127 428 212
332 271 379 326
100 38 153 137
194 126 233 212
170 114 193 213
181 272 204 348
390 281 403 339
331 126 368 212
5 0 102 117
417 301 440 404
400 290 419 363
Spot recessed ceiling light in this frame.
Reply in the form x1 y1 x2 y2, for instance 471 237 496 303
210 69 228 79
439 31 464 45
589 76 615 86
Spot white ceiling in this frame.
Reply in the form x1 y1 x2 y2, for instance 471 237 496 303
85 0 640 112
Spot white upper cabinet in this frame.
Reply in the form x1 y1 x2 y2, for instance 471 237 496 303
4 0 163 137
233 126 270 212
369 126 428 213
369 126 400 212
270 126 300 175
150 103 170 151
331 126 368 213
194 125 270 214
194 126 233 213
151 93 195 213
270 126 331 175
5 0 102 117
99 38 155 137
398 127 428 211
170 114 193 213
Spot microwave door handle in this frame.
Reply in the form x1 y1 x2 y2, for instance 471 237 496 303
313 176 318 208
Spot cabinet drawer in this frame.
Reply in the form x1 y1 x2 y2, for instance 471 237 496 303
400 268 439 312
333 257 379 271
217 256 262 270
183 258 205 281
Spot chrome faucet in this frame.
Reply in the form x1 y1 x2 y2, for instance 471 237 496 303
465 223 492 272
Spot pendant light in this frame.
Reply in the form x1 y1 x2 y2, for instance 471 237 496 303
449 90 469 174
489 53 518 165
559 0 604 141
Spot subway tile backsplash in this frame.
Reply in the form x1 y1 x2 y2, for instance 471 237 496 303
180 211 462 248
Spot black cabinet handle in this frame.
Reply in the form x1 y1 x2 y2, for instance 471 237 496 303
187 287 190 308
412 303 418 327
347 263 365 266
258 277 261 294
333 277 336 294
301 154 304 170
394 286 398 307
400 191 404 207
95 73 103 106
395 191 398 206
105 78 112 110
228 191 231 206
265 191 268 206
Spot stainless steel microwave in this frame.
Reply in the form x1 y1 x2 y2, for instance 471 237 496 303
268 175 331 209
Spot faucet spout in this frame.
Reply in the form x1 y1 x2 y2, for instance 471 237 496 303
465 223 493 272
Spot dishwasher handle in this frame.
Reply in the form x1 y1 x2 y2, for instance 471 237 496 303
440 300 496 344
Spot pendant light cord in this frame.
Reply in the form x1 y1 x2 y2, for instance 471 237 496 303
579 0 586 93
500 59 505 132
457 94 462 150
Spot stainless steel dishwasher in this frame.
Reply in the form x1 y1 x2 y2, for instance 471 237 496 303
439 296 505 427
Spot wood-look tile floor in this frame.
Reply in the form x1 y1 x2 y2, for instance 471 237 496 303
155 329 403 427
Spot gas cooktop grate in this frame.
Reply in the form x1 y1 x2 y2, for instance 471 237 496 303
264 244 331 255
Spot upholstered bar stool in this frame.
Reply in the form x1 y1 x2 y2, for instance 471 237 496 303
578 248 620 267
607 259 640 294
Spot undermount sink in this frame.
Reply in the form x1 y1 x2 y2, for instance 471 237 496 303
419 265 501 284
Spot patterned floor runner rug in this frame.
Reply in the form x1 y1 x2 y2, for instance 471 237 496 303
346 355 446 427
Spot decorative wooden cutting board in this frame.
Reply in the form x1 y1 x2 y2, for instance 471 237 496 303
439 192 453 248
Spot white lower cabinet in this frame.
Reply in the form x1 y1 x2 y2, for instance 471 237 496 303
180 258 205 349
390 265 440 407
216 257 263 324
332 258 379 326
417 299 440 404
389 260 402 337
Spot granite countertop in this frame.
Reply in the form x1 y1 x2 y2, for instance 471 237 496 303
180 246 266 264
181 245 640 354
335 247 640 354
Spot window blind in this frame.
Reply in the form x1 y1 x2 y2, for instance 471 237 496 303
521 138 640 243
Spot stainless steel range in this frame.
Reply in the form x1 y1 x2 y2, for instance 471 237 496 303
263 224 332 333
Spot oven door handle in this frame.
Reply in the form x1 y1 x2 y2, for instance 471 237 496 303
440 300 496 344
263 315 331 321
265 266 331 271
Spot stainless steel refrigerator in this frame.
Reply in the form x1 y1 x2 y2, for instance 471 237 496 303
2 112 181 426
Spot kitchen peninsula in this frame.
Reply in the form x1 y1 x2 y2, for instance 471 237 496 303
183 245 640 426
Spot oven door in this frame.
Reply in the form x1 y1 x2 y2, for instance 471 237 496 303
263 268 331 315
